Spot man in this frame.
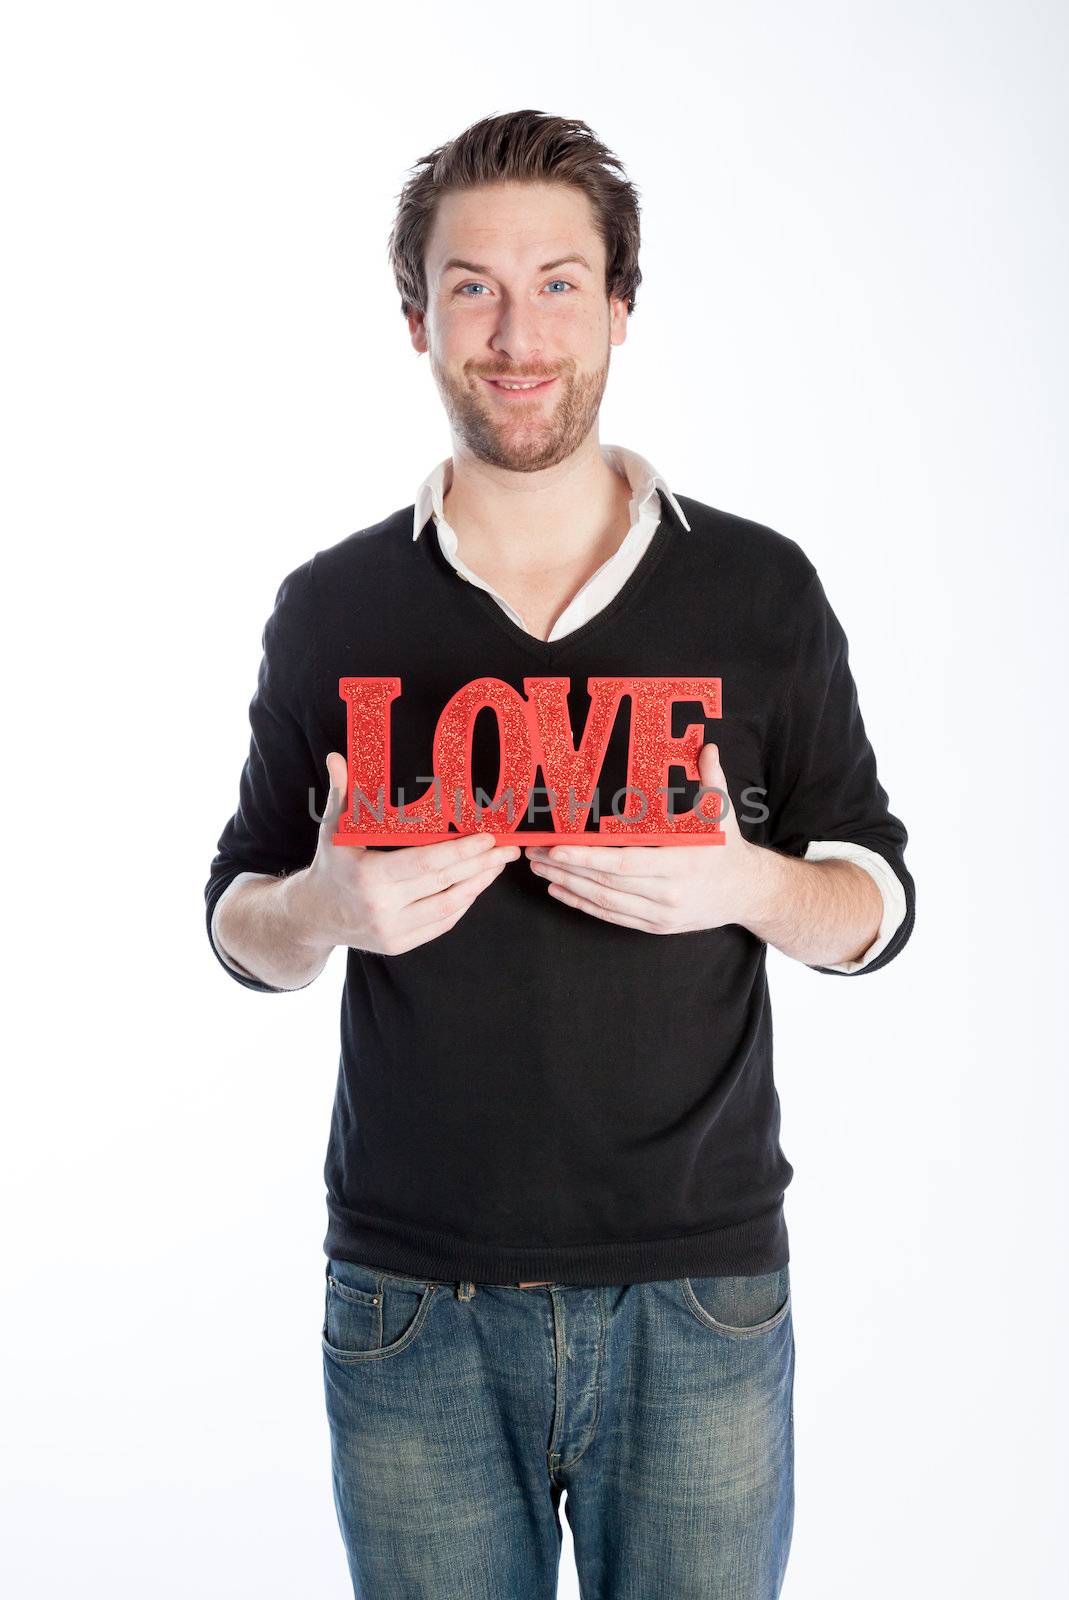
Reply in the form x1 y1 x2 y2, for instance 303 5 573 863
205 110 915 1599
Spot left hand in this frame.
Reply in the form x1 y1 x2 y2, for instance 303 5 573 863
523 743 763 934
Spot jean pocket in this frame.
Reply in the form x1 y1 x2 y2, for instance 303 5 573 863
680 1264 791 1339
322 1257 440 1365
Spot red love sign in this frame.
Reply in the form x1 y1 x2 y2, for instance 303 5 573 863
333 675 725 845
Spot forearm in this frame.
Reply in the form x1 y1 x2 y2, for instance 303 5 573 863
214 869 334 991
737 845 884 967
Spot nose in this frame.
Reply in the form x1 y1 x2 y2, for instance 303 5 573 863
488 303 545 365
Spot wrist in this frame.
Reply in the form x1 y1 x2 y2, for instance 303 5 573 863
733 841 788 939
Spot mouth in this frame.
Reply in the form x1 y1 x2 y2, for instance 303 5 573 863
482 376 558 401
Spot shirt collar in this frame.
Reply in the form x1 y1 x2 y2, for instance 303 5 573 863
412 443 691 540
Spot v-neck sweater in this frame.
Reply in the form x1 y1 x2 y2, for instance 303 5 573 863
205 488 916 1285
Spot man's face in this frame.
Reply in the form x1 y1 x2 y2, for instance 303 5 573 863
409 180 629 473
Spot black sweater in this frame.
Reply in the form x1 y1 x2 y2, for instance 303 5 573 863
204 490 915 1284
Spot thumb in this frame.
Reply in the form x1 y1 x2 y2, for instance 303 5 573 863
320 751 349 839
697 742 731 830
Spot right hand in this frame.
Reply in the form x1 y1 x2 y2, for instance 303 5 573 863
292 752 521 957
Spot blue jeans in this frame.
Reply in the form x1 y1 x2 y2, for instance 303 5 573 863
322 1257 795 1598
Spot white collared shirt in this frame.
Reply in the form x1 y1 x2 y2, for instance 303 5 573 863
412 444 692 642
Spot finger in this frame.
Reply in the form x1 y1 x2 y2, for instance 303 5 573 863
696 743 734 832
377 830 503 883
398 850 514 931
384 866 502 955
320 751 359 848
401 840 521 907
528 852 679 905
537 872 664 934
529 858 665 921
524 842 672 876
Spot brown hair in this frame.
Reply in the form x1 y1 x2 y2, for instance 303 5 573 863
387 109 643 321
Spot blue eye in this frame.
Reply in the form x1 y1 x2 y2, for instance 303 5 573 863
455 279 575 297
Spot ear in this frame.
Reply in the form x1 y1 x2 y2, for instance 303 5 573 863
406 307 429 354
609 293 630 349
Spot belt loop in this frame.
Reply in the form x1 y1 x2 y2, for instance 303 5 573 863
456 1280 476 1300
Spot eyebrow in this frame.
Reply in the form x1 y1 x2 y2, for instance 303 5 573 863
440 254 594 277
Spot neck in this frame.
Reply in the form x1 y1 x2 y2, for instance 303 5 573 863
441 436 635 580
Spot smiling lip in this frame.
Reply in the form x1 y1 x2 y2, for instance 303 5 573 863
483 376 558 398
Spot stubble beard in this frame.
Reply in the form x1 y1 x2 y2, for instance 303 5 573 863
430 344 611 474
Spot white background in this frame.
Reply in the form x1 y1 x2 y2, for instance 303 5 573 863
3 1 1066 1594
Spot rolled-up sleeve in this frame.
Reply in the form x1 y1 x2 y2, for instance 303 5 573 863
204 559 324 993
764 564 916 976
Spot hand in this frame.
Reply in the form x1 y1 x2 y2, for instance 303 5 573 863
522 743 762 935
293 752 521 957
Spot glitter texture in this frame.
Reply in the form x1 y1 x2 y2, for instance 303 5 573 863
333 675 723 845
597 677 724 839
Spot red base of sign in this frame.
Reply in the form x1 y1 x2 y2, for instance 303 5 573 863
332 831 726 846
